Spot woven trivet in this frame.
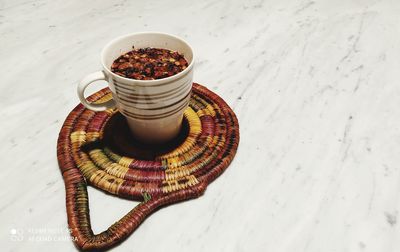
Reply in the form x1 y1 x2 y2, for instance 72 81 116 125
57 83 239 250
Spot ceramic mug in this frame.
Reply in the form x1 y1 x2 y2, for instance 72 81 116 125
77 32 195 144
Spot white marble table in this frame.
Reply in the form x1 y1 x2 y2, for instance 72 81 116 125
1 0 400 251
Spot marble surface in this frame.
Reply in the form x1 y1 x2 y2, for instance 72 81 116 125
1 0 400 251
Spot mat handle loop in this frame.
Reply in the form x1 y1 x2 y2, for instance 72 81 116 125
66 180 206 250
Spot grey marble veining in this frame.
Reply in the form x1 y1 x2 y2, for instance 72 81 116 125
1 0 400 251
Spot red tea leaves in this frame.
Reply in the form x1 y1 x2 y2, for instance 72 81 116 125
111 47 189 80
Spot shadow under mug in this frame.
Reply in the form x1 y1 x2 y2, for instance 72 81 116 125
77 32 195 144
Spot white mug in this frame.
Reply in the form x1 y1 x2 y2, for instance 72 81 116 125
77 32 195 144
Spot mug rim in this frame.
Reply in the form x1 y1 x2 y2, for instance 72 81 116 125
100 32 195 86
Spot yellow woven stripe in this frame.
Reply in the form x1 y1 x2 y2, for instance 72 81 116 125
78 160 98 179
191 94 210 111
86 132 100 142
165 167 191 181
160 107 202 161
93 93 115 115
165 157 180 169
70 131 86 144
164 140 209 180
89 170 124 195
93 93 112 104
105 163 129 178
164 135 223 181
213 135 226 150
162 175 199 193
186 107 202 135
105 108 116 115
88 149 111 166
197 104 216 117
88 149 129 179
118 157 135 167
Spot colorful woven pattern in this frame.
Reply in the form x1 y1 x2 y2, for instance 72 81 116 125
57 83 239 250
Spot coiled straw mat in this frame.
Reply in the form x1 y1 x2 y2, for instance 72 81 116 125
57 83 239 250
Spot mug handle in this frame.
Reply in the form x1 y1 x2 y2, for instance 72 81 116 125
77 71 116 111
